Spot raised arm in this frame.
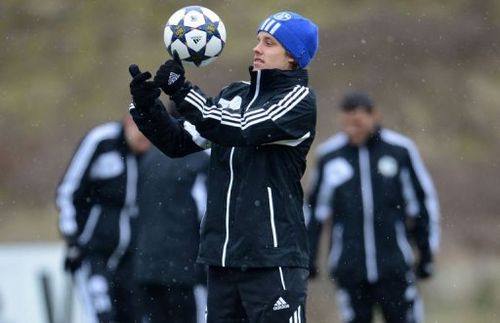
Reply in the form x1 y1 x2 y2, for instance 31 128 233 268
171 82 316 147
128 64 210 158
153 56 315 147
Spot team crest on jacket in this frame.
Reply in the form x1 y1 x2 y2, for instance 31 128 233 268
324 157 353 186
377 156 398 177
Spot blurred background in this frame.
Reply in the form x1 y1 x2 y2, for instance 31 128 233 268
1 0 499 322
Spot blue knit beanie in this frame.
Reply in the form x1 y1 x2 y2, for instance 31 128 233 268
257 11 319 68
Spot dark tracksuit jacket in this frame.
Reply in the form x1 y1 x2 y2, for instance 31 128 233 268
131 67 316 269
134 147 209 286
307 128 440 283
56 122 140 270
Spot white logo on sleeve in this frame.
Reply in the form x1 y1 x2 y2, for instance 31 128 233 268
90 151 124 179
272 297 290 311
219 96 242 111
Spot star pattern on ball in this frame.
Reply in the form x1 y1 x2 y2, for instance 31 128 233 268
164 6 226 67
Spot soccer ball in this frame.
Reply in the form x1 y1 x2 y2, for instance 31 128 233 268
164 6 227 67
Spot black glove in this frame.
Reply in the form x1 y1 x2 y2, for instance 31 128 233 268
64 245 84 274
129 64 161 110
308 264 319 280
154 52 185 96
415 252 433 280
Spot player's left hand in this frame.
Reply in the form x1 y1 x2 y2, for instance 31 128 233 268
64 245 85 274
129 64 161 110
154 52 186 96
415 252 433 280
308 264 319 280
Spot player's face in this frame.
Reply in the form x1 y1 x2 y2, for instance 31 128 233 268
341 109 380 146
253 32 294 70
124 116 151 153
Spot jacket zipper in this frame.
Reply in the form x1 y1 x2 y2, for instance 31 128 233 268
395 221 414 265
221 71 262 266
359 147 378 282
77 205 102 245
245 70 261 111
267 187 278 247
221 147 235 267
328 224 343 271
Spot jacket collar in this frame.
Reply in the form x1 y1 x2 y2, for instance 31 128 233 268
365 126 382 147
247 67 309 92
347 126 383 149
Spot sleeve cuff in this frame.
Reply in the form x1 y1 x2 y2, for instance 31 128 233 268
170 81 192 105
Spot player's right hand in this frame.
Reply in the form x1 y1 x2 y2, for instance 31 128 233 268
415 259 433 280
64 245 84 274
154 52 186 96
129 64 161 110
415 251 433 280
308 264 319 280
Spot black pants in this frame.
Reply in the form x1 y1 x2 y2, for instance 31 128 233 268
138 282 207 323
207 266 308 323
74 252 138 323
335 272 423 323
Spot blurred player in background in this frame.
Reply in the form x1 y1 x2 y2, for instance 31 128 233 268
127 10 319 323
307 91 440 323
133 117 209 323
56 115 151 323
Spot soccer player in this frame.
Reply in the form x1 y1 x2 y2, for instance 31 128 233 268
56 115 151 323
307 91 440 323
128 11 318 323
134 140 209 323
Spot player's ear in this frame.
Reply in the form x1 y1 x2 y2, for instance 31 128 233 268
285 51 298 70
372 107 382 122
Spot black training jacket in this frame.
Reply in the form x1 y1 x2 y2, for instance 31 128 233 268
134 147 209 286
56 122 141 270
307 128 440 283
131 67 316 269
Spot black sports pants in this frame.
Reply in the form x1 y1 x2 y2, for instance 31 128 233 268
206 266 308 323
335 272 423 323
74 252 138 323
138 282 205 323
